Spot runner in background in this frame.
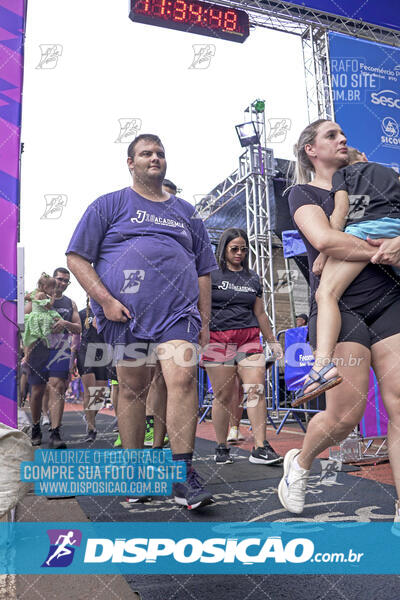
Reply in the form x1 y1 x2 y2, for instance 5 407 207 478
75 297 113 443
202 228 283 465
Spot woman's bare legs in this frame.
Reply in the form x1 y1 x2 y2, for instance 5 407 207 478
297 341 370 469
279 342 371 514
237 354 266 448
206 365 237 445
371 333 400 500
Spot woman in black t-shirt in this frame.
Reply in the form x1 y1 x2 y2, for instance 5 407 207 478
74 297 112 443
277 119 400 522
202 228 283 466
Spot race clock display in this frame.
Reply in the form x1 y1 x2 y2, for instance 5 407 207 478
129 0 250 43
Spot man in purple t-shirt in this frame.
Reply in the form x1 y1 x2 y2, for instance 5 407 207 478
66 134 217 510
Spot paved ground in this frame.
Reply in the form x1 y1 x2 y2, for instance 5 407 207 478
11 404 397 600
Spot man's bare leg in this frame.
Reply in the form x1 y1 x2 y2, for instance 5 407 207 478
115 361 152 449
147 362 167 448
48 377 67 429
157 341 198 454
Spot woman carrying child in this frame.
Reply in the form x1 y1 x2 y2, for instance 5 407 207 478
277 119 400 526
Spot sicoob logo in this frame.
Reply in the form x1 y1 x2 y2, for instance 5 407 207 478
42 529 82 568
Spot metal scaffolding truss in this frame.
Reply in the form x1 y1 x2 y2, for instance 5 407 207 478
240 104 276 330
213 0 400 47
196 101 277 331
302 26 334 122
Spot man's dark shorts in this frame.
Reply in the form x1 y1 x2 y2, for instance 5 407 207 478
27 340 70 385
308 298 400 350
100 316 201 362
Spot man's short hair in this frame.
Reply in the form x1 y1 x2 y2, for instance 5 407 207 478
53 267 70 277
163 179 177 194
296 313 308 324
127 134 164 160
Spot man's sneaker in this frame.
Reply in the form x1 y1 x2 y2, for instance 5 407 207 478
41 412 50 427
31 423 42 446
173 467 215 510
227 426 244 443
125 496 153 504
214 444 234 464
144 427 154 447
85 429 97 444
114 434 122 448
249 441 282 465
48 426 67 450
278 448 310 514
392 500 400 536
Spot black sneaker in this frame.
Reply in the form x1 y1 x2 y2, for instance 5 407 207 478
125 496 153 504
84 429 97 444
214 444 234 464
173 467 215 510
31 423 42 446
48 426 67 449
249 441 282 465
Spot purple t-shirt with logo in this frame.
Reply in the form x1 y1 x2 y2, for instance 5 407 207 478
66 188 217 340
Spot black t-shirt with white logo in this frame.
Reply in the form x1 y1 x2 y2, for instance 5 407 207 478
210 268 262 331
288 184 400 317
332 162 400 226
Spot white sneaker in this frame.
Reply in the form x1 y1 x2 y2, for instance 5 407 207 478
392 500 400 536
41 412 50 427
227 426 245 443
278 449 310 514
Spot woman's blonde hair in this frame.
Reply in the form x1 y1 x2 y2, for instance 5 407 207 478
292 119 330 185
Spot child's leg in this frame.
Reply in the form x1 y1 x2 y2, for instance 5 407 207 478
311 256 367 380
296 257 367 402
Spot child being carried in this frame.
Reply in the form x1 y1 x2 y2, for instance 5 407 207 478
293 148 400 406
22 273 62 364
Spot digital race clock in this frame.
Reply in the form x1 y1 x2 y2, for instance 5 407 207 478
129 0 249 43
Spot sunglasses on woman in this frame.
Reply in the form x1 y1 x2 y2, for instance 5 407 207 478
228 246 248 254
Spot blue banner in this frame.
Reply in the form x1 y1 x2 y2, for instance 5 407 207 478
284 1 400 32
1 522 400 574
329 32 400 169
284 327 314 391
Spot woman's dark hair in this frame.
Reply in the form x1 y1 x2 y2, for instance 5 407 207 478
216 228 249 272
84 296 91 330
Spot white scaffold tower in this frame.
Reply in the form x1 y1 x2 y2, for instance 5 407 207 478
195 100 277 335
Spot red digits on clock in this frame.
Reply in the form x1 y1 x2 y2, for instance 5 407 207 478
223 10 238 31
135 0 150 13
152 0 166 16
173 0 187 21
208 7 222 28
188 3 203 23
